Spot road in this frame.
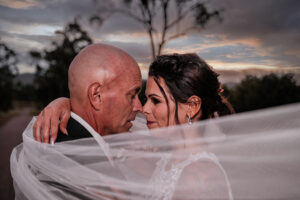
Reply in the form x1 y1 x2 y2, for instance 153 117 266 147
0 107 34 200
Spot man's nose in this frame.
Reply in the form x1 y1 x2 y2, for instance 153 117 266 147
133 97 142 112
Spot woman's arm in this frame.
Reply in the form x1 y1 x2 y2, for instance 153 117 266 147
33 97 71 144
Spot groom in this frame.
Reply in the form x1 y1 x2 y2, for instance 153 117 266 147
33 43 143 143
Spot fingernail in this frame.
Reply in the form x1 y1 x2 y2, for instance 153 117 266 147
64 129 68 135
50 138 54 146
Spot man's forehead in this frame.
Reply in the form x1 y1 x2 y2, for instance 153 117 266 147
126 76 142 92
128 84 141 94
106 71 141 91
121 66 142 83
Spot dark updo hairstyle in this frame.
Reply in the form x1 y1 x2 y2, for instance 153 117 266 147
149 53 234 124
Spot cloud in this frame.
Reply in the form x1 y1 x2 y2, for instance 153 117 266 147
0 0 40 9
0 0 104 26
217 67 300 85
103 40 151 63
1 0 299 83
204 0 300 67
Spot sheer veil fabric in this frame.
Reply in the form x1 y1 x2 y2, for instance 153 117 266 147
11 103 300 200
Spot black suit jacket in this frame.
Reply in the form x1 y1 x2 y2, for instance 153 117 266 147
56 117 93 142
43 116 129 199
50 116 127 197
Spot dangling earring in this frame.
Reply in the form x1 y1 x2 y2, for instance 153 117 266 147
187 114 192 125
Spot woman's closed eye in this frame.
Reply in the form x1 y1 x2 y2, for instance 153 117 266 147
151 97 161 105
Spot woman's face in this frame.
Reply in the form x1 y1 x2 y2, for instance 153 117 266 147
143 76 188 129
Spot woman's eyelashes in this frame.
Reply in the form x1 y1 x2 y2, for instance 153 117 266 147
150 97 161 105
145 94 162 105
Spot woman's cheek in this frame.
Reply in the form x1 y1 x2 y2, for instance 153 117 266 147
154 104 167 127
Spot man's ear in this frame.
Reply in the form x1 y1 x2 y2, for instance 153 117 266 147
88 82 102 110
187 95 202 118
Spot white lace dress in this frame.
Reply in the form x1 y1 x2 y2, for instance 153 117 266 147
146 152 233 200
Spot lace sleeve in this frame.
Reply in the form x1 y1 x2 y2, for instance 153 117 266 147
172 152 233 200
146 152 233 200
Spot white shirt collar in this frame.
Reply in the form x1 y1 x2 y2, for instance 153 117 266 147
70 112 111 159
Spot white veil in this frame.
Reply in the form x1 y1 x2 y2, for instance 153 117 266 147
11 103 300 200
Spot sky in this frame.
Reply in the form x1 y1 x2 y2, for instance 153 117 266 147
0 0 299 84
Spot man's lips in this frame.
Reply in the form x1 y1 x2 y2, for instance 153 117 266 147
147 121 155 125
126 118 135 126
127 118 135 122
127 113 137 123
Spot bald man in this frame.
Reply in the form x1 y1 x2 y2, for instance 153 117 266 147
33 43 142 143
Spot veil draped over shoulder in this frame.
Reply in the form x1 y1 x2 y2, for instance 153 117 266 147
11 103 300 200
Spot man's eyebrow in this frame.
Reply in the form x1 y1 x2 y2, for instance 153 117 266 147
128 87 141 95
135 87 141 93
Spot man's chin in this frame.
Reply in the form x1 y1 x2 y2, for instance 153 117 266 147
126 121 133 130
117 122 133 133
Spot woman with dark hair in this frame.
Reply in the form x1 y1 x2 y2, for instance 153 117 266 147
144 53 234 129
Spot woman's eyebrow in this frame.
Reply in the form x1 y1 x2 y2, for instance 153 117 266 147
148 94 162 98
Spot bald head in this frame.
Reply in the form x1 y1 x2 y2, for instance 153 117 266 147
68 43 140 104
67 43 142 135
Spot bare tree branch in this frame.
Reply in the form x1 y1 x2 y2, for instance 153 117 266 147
158 0 170 56
166 26 198 42
112 8 146 24
167 5 194 30
91 0 222 60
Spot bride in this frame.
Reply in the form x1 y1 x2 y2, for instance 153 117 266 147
11 53 300 199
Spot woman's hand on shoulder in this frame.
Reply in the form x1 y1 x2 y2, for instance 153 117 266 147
33 97 71 144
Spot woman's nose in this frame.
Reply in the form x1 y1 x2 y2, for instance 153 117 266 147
142 99 150 115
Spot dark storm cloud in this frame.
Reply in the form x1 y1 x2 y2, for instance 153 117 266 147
99 13 145 34
106 41 151 63
0 30 59 52
209 0 300 37
0 0 144 34
0 0 145 54
205 0 300 66
102 0 300 68
0 0 103 26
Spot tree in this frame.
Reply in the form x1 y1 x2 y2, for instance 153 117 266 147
31 20 93 106
0 41 18 111
13 81 35 102
93 0 222 60
225 73 300 113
